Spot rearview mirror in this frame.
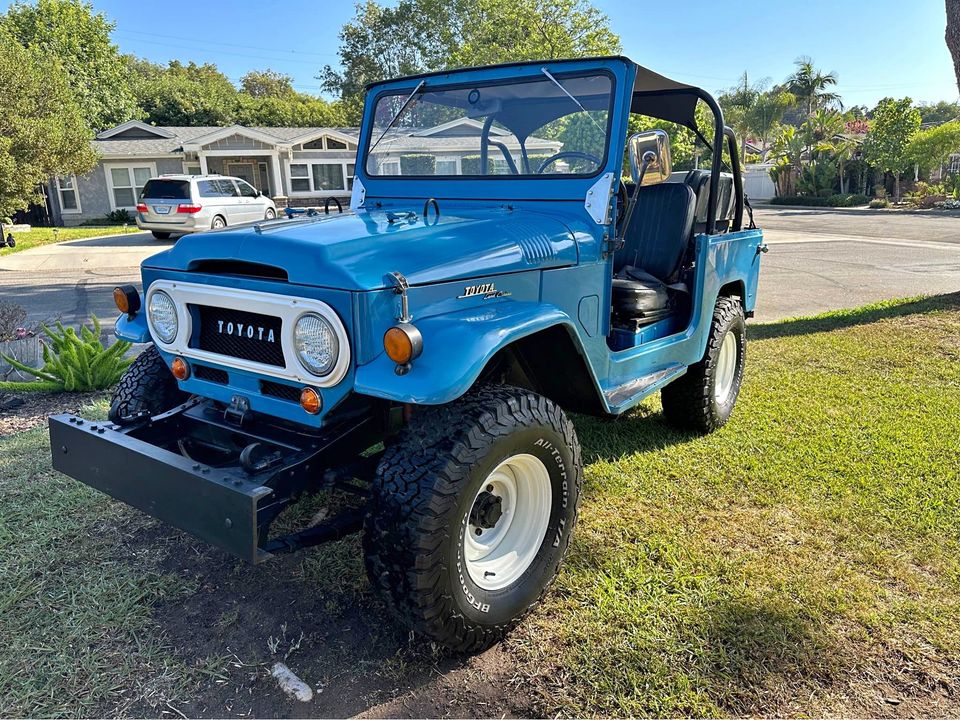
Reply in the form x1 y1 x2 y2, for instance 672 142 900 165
628 129 672 186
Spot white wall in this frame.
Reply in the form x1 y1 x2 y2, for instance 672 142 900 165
743 163 776 201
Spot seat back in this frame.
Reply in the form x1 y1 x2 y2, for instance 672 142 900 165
615 182 696 281
684 169 735 234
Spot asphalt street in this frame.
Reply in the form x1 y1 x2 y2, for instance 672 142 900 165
0 207 957 328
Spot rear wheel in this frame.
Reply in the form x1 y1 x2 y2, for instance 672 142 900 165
364 386 582 652
660 295 746 433
108 345 187 424
151 231 171 240
211 215 226 229
264 208 276 220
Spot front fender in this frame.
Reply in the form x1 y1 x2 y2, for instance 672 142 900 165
354 301 574 405
115 312 150 343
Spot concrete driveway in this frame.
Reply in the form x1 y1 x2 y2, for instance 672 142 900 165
0 209 957 328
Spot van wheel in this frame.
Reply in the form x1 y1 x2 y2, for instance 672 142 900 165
108 345 187 424
211 215 226 229
264 208 276 220
660 296 745 433
364 386 582 652
151 231 171 240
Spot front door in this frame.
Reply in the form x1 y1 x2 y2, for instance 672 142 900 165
227 162 257 188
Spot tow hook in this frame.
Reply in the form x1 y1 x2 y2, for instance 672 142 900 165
224 395 250 426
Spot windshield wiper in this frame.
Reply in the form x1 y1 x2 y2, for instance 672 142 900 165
368 79 426 155
540 68 605 134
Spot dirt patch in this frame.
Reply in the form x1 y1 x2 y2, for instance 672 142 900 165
0 389 108 436
123 525 534 719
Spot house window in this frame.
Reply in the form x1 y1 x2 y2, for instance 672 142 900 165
950 154 960 174
184 164 201 175
288 161 354 193
107 165 153 209
56 175 81 213
290 164 310 192
326 138 347 150
312 164 344 191
435 159 458 175
380 160 401 176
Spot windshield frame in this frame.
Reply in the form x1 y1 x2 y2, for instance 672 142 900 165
360 68 617 182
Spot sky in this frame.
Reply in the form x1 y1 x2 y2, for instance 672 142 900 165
21 0 960 108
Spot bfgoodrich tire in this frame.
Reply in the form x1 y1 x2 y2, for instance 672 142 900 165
108 344 187 423
364 386 582 652
660 295 746 433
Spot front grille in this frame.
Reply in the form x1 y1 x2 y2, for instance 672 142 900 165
194 365 228 384
190 305 285 367
261 380 302 403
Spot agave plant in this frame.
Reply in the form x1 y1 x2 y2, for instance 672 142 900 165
0 317 132 391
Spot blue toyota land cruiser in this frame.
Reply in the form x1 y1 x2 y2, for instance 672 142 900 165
50 56 765 651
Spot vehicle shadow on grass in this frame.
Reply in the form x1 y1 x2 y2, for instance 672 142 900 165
133 522 532 719
751 291 960 341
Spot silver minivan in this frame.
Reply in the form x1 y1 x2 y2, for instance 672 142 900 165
136 174 278 239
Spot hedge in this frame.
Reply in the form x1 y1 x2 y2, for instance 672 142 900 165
399 154 436 175
769 194 871 208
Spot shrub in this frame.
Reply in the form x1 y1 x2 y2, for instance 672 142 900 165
460 154 482 175
869 198 889 209
905 181 947 208
399 154 436 175
0 302 28 341
1 216 12 225
769 194 870 207
0 317 132 391
103 209 133 224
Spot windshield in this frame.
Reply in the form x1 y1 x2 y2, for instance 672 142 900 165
364 72 613 178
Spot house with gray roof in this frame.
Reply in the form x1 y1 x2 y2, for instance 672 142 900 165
47 119 562 226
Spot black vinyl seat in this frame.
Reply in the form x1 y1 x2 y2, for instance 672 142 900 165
682 169 735 234
612 182 696 327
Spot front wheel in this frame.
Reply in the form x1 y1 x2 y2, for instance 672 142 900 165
364 386 582 652
211 215 226 229
264 208 276 220
108 345 187 424
660 295 746 433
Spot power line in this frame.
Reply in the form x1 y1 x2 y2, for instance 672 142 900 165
112 33 332 67
113 28 339 58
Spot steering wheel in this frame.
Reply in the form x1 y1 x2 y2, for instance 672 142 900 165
536 151 603 174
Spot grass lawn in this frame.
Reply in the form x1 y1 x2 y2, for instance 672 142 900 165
0 226 141 256
1 294 958 717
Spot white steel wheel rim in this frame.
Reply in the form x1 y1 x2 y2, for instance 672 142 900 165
464 453 552 591
213 217 225 228
714 331 738 404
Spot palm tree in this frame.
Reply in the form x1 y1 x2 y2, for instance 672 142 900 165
746 89 796 158
787 56 842 118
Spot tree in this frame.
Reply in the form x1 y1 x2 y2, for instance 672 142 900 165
130 60 239 126
862 97 921 200
241 69 296 99
745 88 796 158
0 24 97 217
234 94 347 127
906 121 960 173
321 0 620 121
917 100 960 124
768 125 805 196
786 56 841 118
948 0 960 94
1 0 139 130
718 73 763 164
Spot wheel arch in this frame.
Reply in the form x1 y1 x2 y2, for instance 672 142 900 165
476 323 607 415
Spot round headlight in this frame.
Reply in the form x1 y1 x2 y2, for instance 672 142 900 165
148 290 178 344
294 313 339 376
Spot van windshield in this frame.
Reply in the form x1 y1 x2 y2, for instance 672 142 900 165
364 72 613 178
141 179 191 200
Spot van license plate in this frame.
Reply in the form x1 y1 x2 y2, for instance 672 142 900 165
155 206 171 214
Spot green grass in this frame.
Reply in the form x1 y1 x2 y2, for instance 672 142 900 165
0 226 140 256
1 295 958 717
511 293 960 716
0 399 208 717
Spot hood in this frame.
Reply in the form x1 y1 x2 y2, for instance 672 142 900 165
143 206 578 290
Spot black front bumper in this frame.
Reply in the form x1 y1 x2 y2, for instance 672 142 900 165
49 401 378 563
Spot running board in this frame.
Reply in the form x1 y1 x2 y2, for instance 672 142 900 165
603 364 687 414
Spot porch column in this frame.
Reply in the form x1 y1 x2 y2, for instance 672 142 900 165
199 152 209 175
270 152 284 197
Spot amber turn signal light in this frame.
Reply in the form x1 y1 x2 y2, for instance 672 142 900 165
300 387 322 414
113 285 141 316
171 357 190 380
383 323 423 365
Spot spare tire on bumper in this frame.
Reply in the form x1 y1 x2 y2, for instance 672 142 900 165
363 385 582 652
